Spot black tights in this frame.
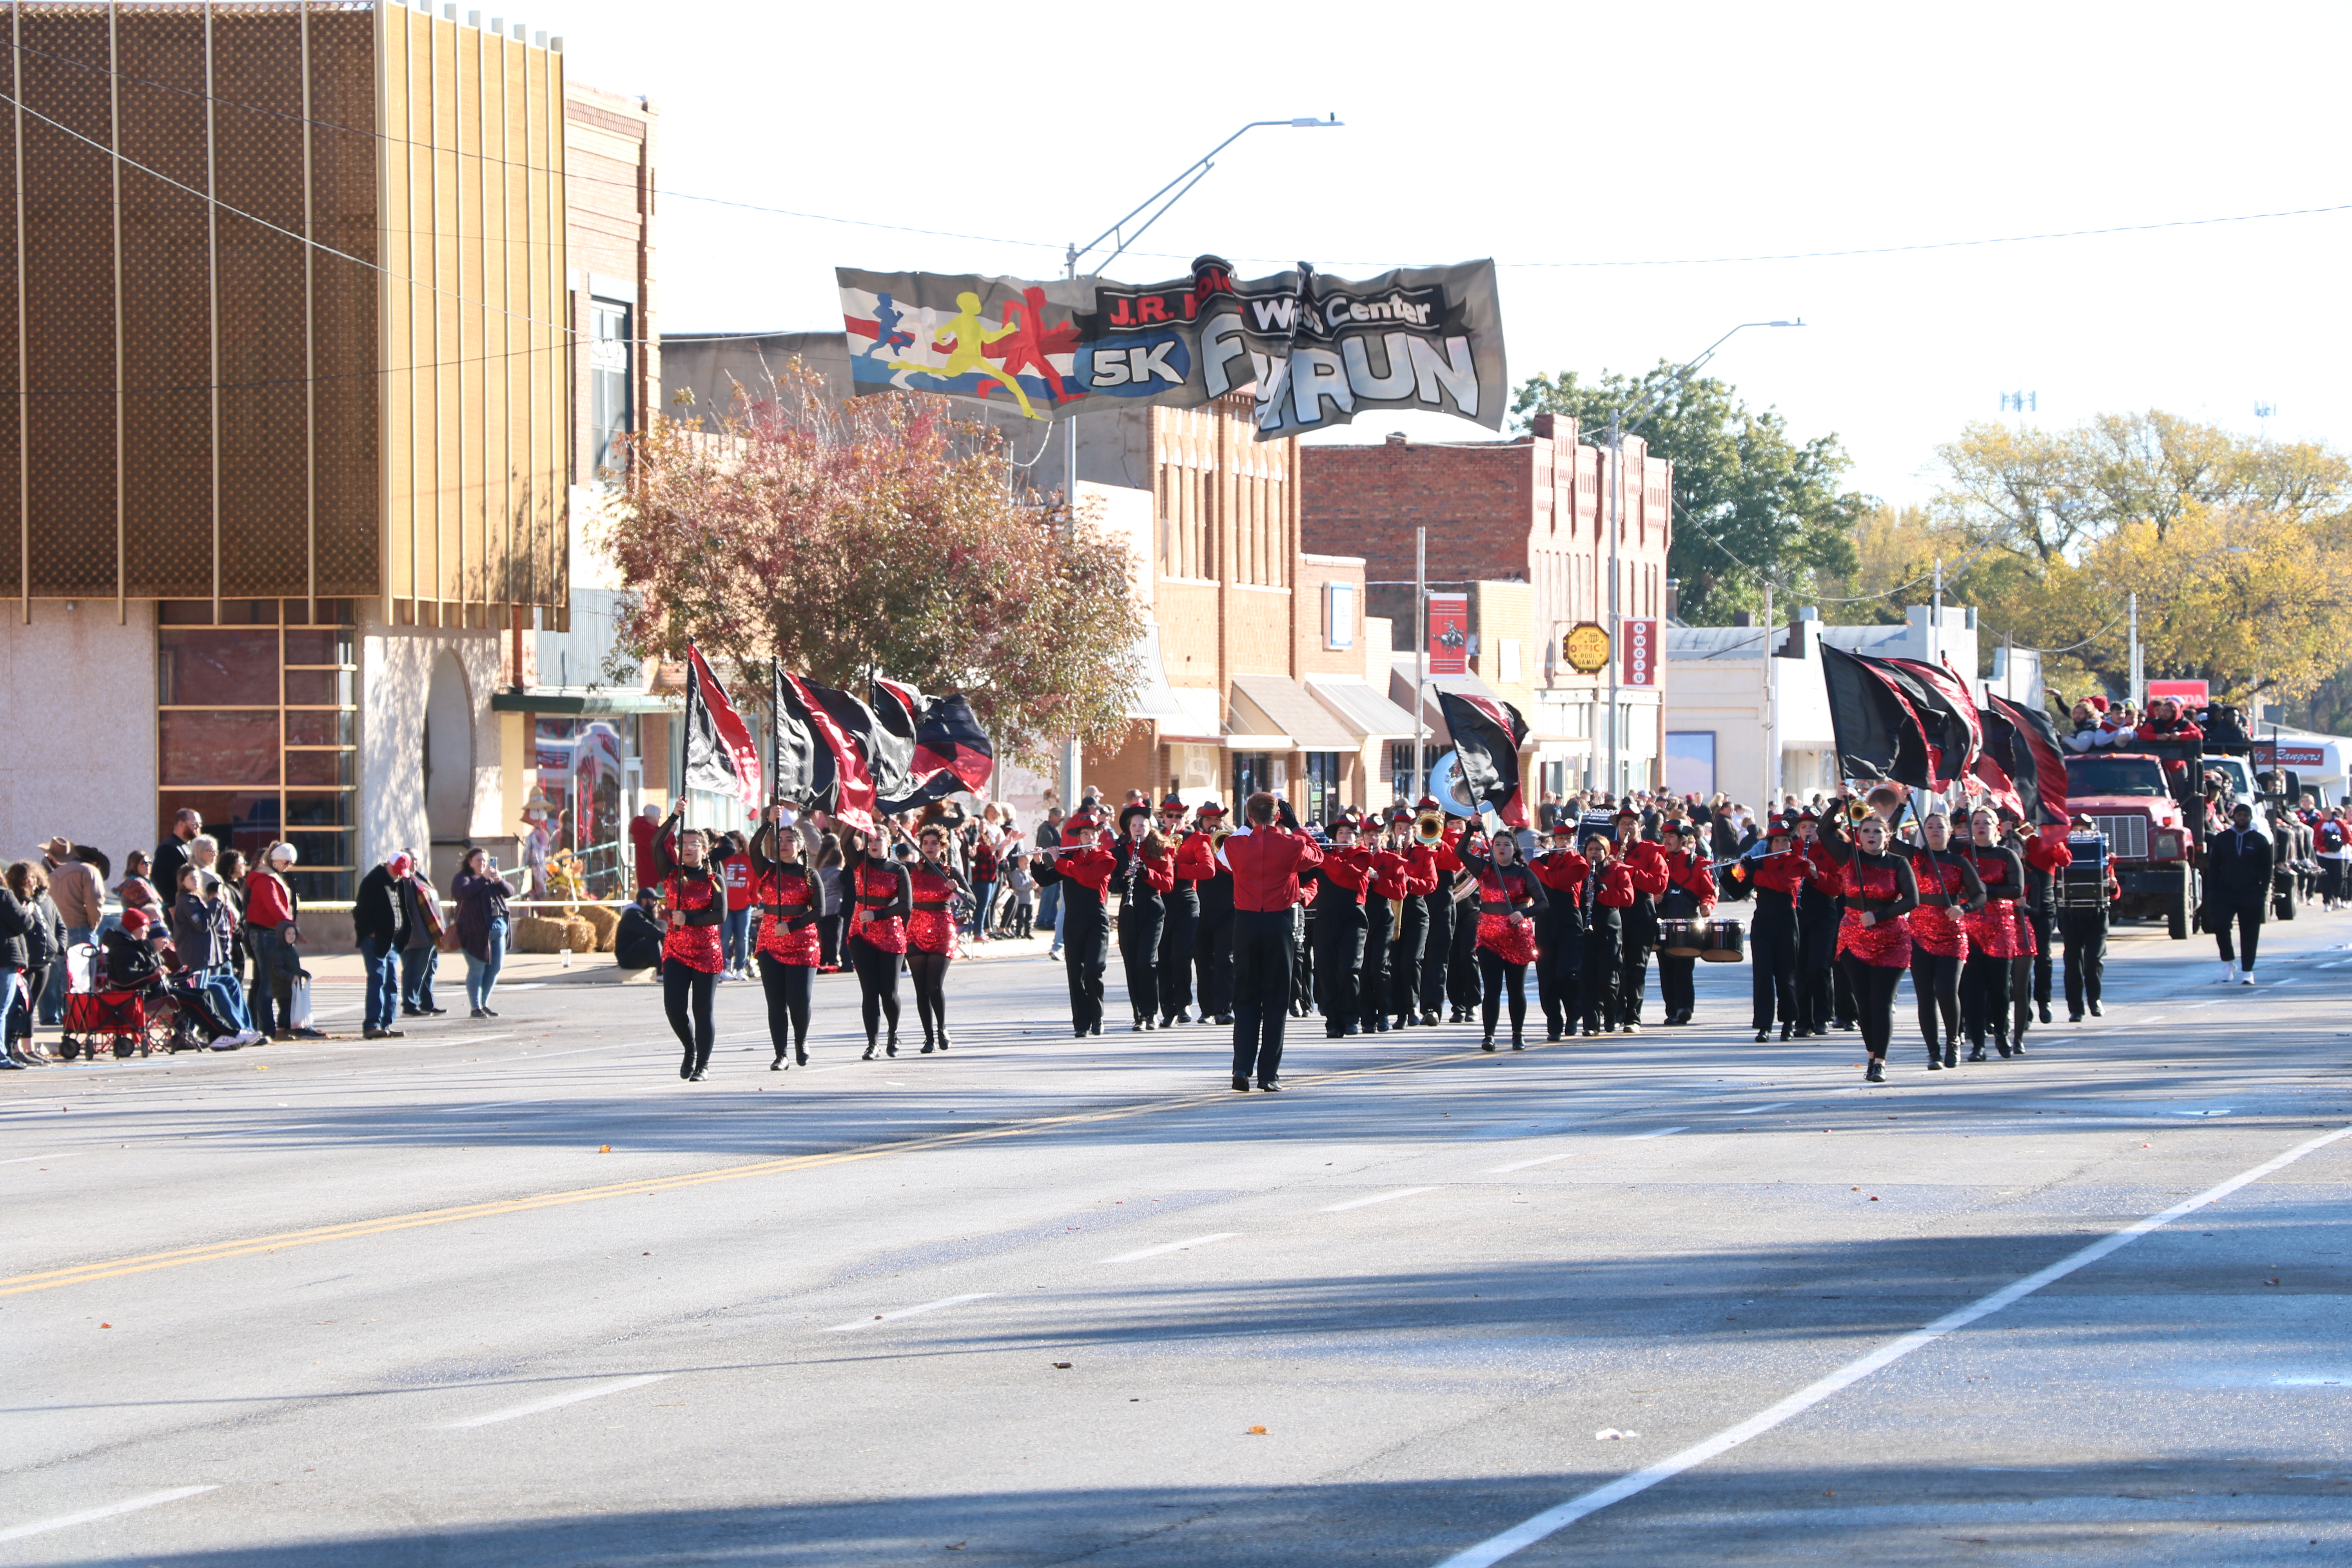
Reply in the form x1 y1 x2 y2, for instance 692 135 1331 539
848 936 901 1048
1962 953 2011 1046
1912 950 1962 1054
1477 950 1528 1044
907 949 951 1044
757 953 811 1060
663 959 717 1075
1838 954 1902 1060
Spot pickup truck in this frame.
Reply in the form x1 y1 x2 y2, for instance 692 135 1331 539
2062 751 2199 938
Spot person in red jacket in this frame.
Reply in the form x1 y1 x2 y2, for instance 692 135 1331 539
1817 802 1922 1082
1905 809 1986 1070
1418 803 1467 1026
1615 812 1671 1030
1160 795 1214 1027
1033 809 1118 1038
1580 833 1637 1034
1961 807 2028 1060
905 821 971 1054
1652 821 1720 1027
842 824 913 1060
1112 805 1177 1031
1356 813 1412 1035
652 813 727 1082
2136 696 2205 777
747 809 823 1069
1374 808 1441 1032
1309 815 1374 1038
1744 817 1810 1042
1530 824 1590 1042
1218 792 1322 1091
1459 826 1549 1051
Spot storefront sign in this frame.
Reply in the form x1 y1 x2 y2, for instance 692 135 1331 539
1620 617 1659 688
1561 621 1611 674
2146 679 2209 705
2253 742 2327 768
1427 592 1470 675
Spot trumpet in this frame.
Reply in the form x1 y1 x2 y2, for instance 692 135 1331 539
1210 826 1232 850
1415 809 1446 844
1846 799 1872 824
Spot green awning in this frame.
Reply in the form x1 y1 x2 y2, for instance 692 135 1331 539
490 686 675 716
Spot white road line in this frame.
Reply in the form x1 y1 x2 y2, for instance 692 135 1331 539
820 1292 996 1332
2270 978 2298 987
1485 1128 1688 1175
1724 1103 1792 1116
1102 1232 1240 1264
0 1151 84 1165
1319 1186 1437 1213
2317 959 2351 969
0 1486 218 1544
441 1374 670 1429
1431 1121 2352 1568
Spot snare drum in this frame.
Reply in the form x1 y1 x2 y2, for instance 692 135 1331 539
1658 918 1705 957
1700 919 1746 962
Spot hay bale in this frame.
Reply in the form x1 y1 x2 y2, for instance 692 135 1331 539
575 904 619 952
511 914 575 953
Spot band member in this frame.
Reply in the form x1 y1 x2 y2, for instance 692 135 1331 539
905 821 970 1054
1745 817 1809 1042
653 811 727 1081
1818 803 1920 1083
1369 808 1439 1032
2017 813 2067 1027
1034 809 1118 1036
1956 807 2027 1059
1446 834 1482 1023
747 808 822 1069
1530 824 1590 1042
842 823 912 1060
1793 812 1841 1037
1615 809 1668 1030
1582 834 1635 1034
1653 821 1718 1026
1219 793 1323 1091
1192 799 1236 1024
1907 808 1985 1071
1356 814 1411 1034
1459 825 1548 1051
1111 804 1176 1031
1159 797 1212 1026
2058 815 2113 1019
1419 800 1463 1026
1309 814 1373 1037
2201 800 2271 986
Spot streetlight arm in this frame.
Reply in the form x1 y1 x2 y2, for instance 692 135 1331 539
1067 115 1342 278
1606 319 1802 445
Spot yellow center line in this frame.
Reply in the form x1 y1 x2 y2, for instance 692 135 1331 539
0 1039 1525 1298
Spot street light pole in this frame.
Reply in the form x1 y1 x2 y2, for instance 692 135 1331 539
1053 114 1343 813
1602 318 1802 799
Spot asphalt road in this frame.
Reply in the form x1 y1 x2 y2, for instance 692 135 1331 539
5 912 2350 1566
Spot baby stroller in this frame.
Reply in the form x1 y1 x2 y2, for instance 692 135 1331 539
58 942 180 1060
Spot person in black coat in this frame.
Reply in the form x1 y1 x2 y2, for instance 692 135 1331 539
352 854 414 1038
615 887 665 972
2203 803 2272 985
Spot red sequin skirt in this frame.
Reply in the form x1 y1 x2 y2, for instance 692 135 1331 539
1836 908 1912 968
1965 899 2027 959
1476 912 1538 966
1907 905 1969 961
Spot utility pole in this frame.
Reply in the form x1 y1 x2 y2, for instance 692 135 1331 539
1414 524 1428 801
2128 591 2141 708
1605 414 1621 799
1931 556 1943 667
1761 579 1775 809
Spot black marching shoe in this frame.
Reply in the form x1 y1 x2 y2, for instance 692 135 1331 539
680 1051 695 1080
862 1042 877 1061
689 1068 707 1082
1232 1076 1250 1092
1944 1038 1958 1069
1215 1013 1235 1026
1967 1040 1987 1062
2038 1003 2053 1024
1510 1036 1524 1052
1865 1058 1886 1083
1257 1079 1281 1093
771 1051 788 1072
1481 1035 1497 1052
1994 1027 2013 1059
2069 1012 2083 1023
2007 1034 2024 1056
886 1032 900 1058
937 1032 950 1052
2088 1000 2103 1017
1421 1010 1440 1027
1755 1029 1771 1042
795 1044 809 1066
920 1034 936 1054
1926 1049 1943 1071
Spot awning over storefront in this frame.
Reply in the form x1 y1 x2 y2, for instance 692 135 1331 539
1160 684 1226 742
1123 623 1192 726
1230 673 1360 751
490 686 675 716
1305 676 1421 740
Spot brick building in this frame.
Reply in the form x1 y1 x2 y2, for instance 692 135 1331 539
1301 413 1675 799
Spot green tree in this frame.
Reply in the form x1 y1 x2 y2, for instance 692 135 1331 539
1512 364 1872 624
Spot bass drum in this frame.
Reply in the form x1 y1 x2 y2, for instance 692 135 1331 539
1700 919 1746 963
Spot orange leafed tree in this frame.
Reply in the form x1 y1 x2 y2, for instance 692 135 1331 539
601 364 1145 771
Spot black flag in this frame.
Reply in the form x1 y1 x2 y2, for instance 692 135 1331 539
682 645 762 814
1883 657 1982 789
770 661 832 808
1987 693 2068 826
1437 690 1530 827
875 688 997 816
1819 644 1932 789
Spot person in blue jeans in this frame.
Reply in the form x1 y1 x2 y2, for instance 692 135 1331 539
352 851 414 1038
452 846 517 1018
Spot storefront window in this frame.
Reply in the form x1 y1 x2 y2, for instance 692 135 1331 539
532 716 630 898
156 600 358 898
1232 751 1272 806
1301 752 1341 828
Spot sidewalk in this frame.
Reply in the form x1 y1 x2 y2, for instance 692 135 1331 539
294 931 1061 986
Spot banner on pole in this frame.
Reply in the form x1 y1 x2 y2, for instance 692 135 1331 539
1426 593 1470 676
837 255 1507 441
1620 619 1659 688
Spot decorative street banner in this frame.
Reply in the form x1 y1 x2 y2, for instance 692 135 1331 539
1426 592 1470 676
838 254 1506 441
1620 618 1659 688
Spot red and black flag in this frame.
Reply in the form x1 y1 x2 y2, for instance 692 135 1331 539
777 670 877 830
683 644 762 815
769 660 833 809
1437 690 1531 828
1986 693 2068 826
1883 657 1983 789
1819 644 1933 789
876 685 996 815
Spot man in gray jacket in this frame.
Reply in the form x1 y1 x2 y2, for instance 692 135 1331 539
36 836 103 1026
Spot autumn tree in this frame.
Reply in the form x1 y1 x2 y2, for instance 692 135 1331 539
1512 364 1871 622
601 364 1146 771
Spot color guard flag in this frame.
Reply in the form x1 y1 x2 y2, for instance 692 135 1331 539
1437 690 1531 828
778 671 876 830
1819 644 1933 789
1987 693 2069 826
682 645 762 815
769 660 831 808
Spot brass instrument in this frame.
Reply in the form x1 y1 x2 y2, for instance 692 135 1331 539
1210 826 1232 850
1415 809 1445 844
1846 799 1872 823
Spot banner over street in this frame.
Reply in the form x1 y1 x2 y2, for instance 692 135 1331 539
837 255 1506 441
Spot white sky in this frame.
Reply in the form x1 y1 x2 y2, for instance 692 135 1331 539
540 0 2352 507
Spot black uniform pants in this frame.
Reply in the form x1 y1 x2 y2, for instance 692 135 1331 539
1581 921 1623 1031
1291 906 1315 1016
1657 952 1697 1023
1911 949 1961 1053
1358 898 1393 1032
1063 905 1109 1034
757 953 811 1057
1118 901 1165 1024
1420 890 1454 1016
1313 900 1365 1034
848 934 902 1047
1961 952 2010 1046
907 949 951 1043
2061 908 2108 1013
1618 937 1654 1025
1448 898 1481 1011
2214 902 2263 969
2024 906 2054 1009
1230 910 1293 1084
1750 909 1797 1032
1195 913 1233 1020
662 958 717 1073
1796 910 1839 1033
1840 953 1903 1060
1536 923 1582 1037
1388 895 1428 1021
1159 895 1199 1020
1477 949 1528 1043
